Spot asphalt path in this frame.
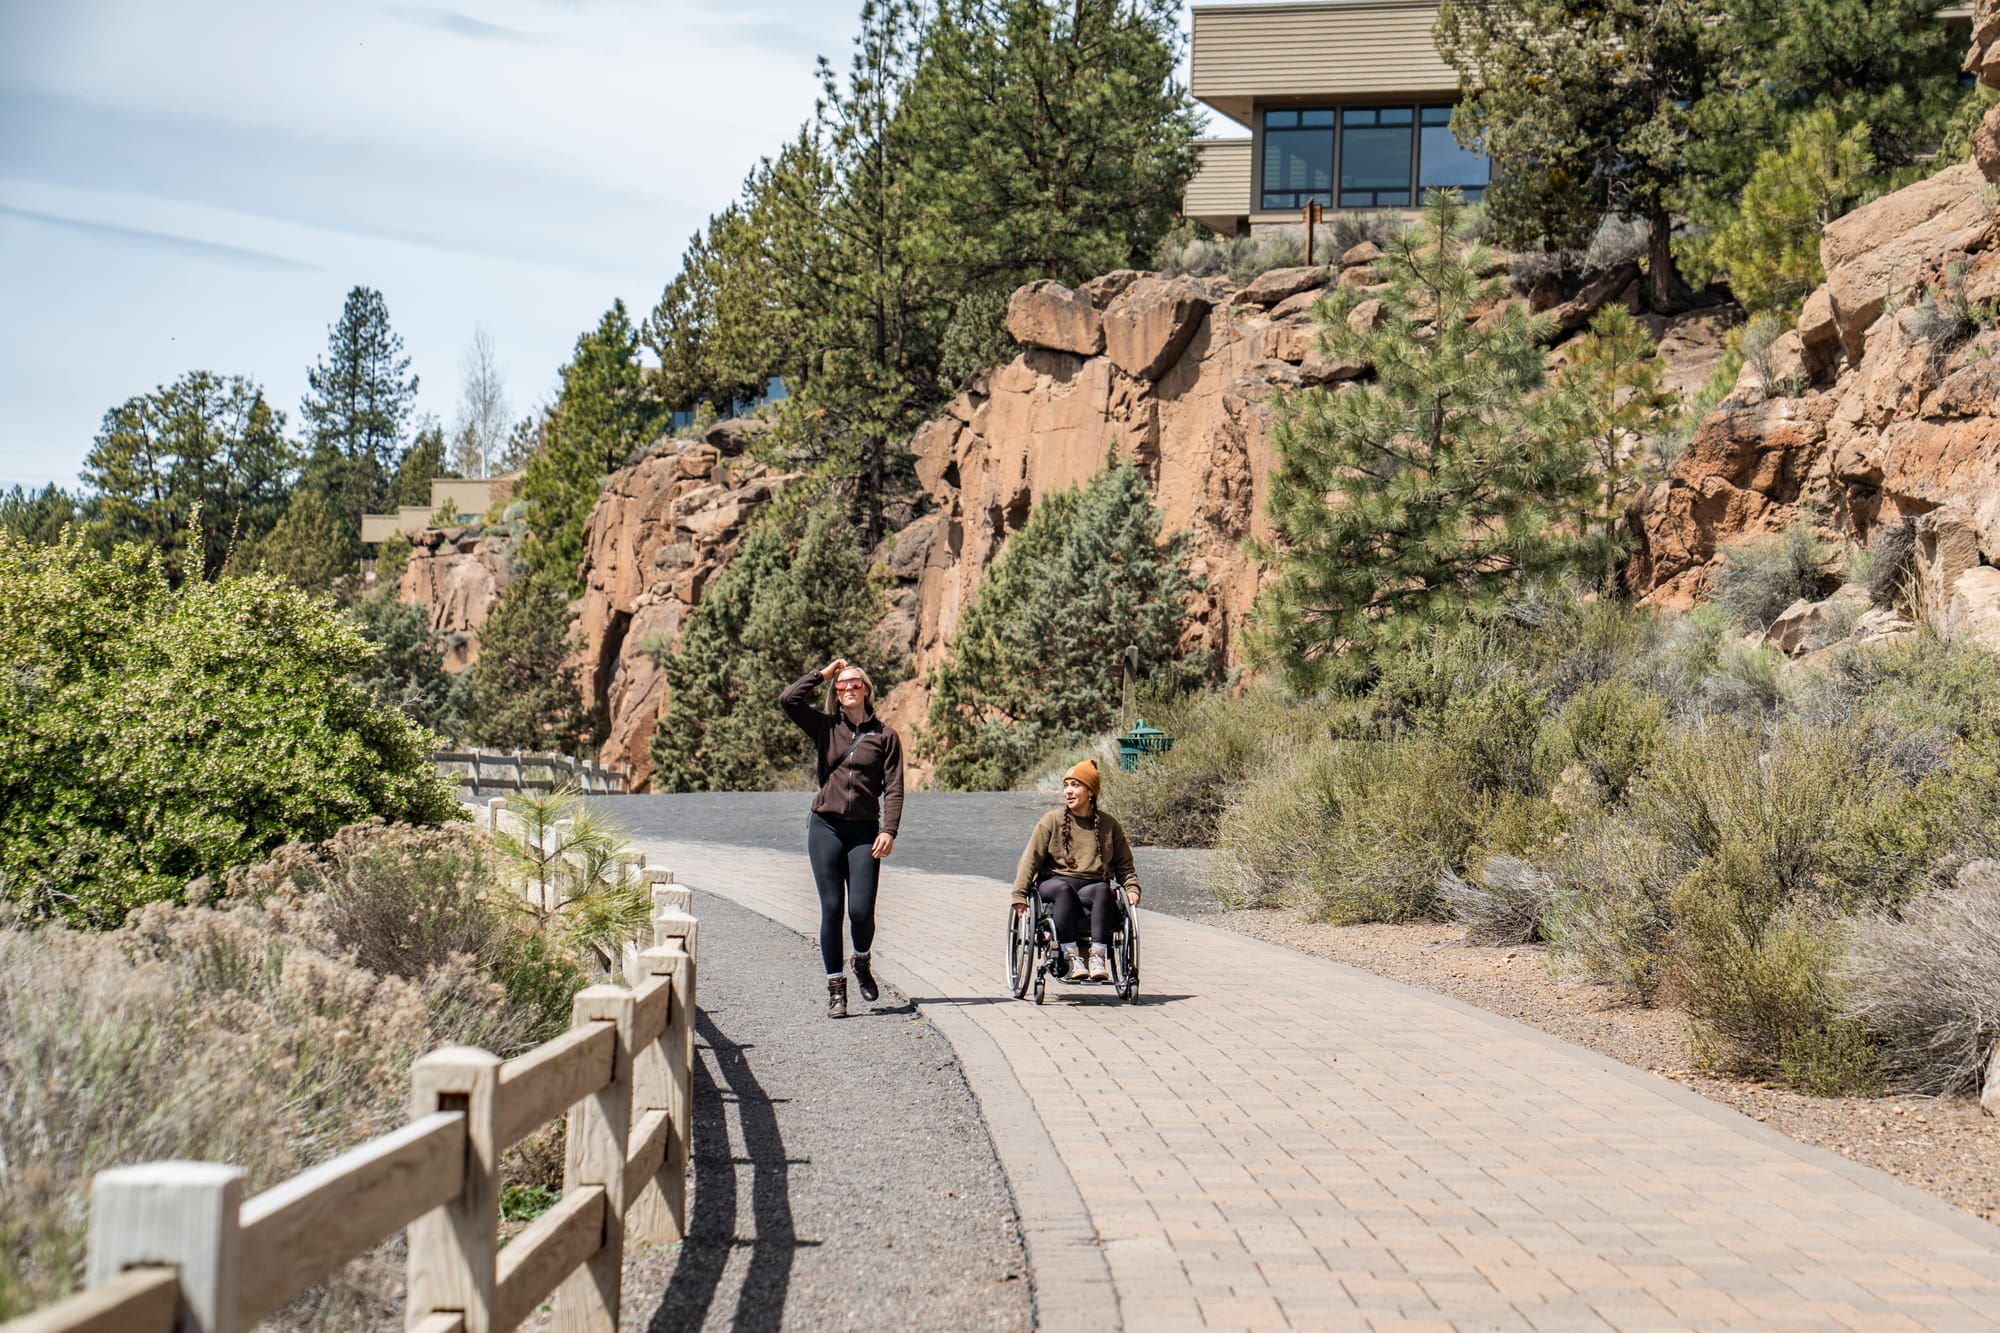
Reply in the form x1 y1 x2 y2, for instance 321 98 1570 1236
634 887 1030 1333
590 791 1222 920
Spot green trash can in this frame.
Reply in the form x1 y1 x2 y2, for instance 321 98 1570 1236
1115 718 1174 772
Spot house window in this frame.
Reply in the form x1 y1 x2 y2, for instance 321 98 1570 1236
1339 106 1414 208
1258 104 1491 213
1260 108 1335 210
1418 106 1488 202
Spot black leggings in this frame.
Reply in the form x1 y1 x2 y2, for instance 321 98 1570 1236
807 813 881 975
1037 875 1119 947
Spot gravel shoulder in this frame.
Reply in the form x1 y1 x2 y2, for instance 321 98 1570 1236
526 886 1030 1332
1147 851 2000 1227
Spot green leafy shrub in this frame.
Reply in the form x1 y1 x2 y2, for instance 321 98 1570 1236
1102 686 1320 848
1533 678 1665 798
1543 814 1684 1000
1666 853 1878 1094
0 534 460 928
1207 737 1344 909
1416 675 1545 797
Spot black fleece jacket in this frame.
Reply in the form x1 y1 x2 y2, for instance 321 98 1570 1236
778 672 905 835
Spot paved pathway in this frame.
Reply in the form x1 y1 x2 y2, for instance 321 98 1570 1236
630 809 2000 1333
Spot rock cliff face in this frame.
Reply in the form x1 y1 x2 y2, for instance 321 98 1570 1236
1628 0 2000 638
573 433 798 789
1627 153 2000 650
398 530 514 673
569 254 1693 789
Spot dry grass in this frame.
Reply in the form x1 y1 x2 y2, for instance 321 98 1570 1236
0 820 594 1326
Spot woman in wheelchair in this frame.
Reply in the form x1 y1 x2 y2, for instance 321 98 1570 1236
1010 759 1142 982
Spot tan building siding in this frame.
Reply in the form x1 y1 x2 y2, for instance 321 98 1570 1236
1187 139 1254 232
1191 1 1455 126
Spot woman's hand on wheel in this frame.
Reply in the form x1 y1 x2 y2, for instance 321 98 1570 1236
1012 902 1027 917
819 657 849 681
871 831 894 859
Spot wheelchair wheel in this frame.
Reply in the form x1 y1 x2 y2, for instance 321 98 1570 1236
1116 903 1140 1003
1005 907 1032 998
1032 970 1046 1004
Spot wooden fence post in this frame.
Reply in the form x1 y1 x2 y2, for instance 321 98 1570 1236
552 986 635 1333
87 1162 243 1333
628 945 689 1246
406 1047 501 1333
652 887 697 959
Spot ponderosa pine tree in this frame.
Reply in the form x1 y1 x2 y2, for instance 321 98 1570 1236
649 504 891 791
387 421 453 510
515 301 660 592
229 486 357 592
1254 191 1605 692
908 0 1196 321
1683 0 1971 239
465 566 596 752
924 461 1205 790
0 484 78 545
1705 109 1877 317
1542 306 1677 589
82 370 294 581
1435 0 1736 311
300 286 420 527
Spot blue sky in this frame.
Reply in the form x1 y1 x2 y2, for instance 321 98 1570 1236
0 1 1220 491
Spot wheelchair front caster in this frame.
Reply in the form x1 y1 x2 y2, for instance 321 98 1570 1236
1032 972 1046 1004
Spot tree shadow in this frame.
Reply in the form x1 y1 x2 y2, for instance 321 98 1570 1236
646 1009 809 1333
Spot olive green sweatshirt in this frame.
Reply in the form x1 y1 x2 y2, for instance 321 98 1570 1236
1010 807 1141 906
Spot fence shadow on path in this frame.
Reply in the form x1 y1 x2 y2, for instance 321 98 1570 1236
647 1009 810 1333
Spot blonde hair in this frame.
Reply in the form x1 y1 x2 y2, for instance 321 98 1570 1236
824 664 875 715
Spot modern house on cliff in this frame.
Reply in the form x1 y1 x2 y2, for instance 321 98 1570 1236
1182 0 1485 236
1183 0 1976 238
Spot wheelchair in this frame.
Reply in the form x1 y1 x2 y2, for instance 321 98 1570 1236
1005 881 1140 1004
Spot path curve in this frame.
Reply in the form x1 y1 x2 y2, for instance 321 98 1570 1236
620 792 2000 1333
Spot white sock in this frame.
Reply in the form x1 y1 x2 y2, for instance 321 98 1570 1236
828 972 844 981
852 950 869 960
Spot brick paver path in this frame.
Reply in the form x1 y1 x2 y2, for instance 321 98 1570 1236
640 836 2000 1333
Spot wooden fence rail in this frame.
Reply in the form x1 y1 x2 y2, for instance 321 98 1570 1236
5 884 701 1333
433 750 629 796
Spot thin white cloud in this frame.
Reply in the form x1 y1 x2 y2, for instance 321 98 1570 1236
0 202 322 272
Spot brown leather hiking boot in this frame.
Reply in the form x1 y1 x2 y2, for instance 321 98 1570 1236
827 976 848 1018
851 954 879 1003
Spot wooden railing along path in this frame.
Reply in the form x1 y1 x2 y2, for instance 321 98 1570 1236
434 750 629 796
6 882 702 1333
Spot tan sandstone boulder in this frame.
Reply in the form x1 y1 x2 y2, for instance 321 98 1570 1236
1102 276 1212 379
1820 162 1990 361
1006 280 1104 356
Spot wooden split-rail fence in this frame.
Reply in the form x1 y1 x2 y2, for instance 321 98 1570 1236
6 880 702 1333
433 750 629 797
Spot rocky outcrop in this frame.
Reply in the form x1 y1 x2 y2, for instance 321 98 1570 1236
1629 155 2000 618
572 436 798 789
1971 0 2000 184
399 530 515 673
871 270 1309 740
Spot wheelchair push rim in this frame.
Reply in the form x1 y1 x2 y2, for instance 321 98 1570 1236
1005 903 1033 998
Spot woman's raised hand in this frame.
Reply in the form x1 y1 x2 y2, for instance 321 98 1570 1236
819 657 849 681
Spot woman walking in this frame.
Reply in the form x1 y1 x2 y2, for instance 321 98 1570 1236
1010 759 1141 982
780 657 904 1017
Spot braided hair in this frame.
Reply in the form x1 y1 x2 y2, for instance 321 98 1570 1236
1057 799 1110 878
